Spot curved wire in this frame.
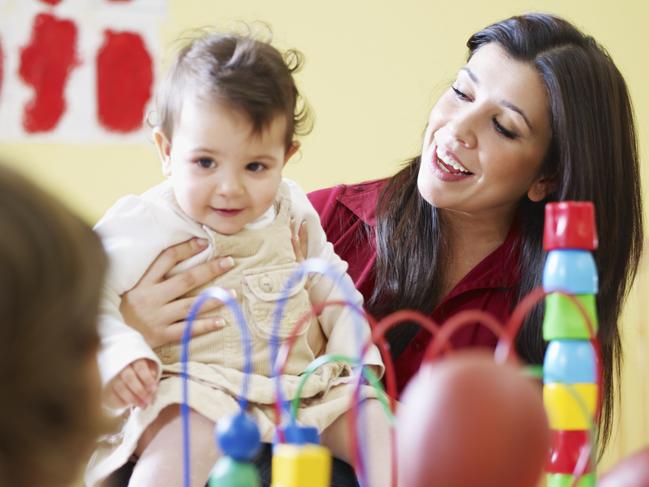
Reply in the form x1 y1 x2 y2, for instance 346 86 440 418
270 258 368 429
180 286 253 487
423 309 510 363
350 310 443 487
290 353 393 424
550 292 602 487
494 287 548 363
491 286 602 486
275 301 376 484
271 300 372 439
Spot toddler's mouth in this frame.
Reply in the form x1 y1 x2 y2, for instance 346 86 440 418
212 208 243 216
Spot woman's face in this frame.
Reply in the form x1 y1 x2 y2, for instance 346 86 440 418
418 43 552 221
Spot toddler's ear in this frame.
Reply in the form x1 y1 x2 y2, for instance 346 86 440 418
153 128 172 176
284 141 300 165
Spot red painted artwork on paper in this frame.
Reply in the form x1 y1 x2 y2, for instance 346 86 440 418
19 13 79 133
96 30 153 132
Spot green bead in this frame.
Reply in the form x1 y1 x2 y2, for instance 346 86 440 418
208 456 260 487
543 293 598 340
546 472 596 487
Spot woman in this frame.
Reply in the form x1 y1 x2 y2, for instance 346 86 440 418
109 12 642 483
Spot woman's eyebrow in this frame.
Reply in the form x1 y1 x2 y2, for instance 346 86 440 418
500 100 532 130
460 66 479 83
462 66 533 131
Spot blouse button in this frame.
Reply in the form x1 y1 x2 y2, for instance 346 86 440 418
412 340 424 351
260 275 273 292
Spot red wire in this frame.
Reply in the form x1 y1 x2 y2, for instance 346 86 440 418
348 310 442 487
495 287 548 363
555 291 602 487
268 286 603 487
271 300 375 443
423 309 511 363
490 286 603 486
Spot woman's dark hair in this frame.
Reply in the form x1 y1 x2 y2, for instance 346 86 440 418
369 13 642 453
0 164 108 486
156 27 313 148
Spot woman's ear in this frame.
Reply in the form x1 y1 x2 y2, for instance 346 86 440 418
527 176 557 202
153 128 172 176
283 141 301 166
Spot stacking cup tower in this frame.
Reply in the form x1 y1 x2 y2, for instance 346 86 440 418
542 202 599 487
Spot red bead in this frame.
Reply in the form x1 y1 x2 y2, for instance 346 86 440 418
546 429 593 474
544 202 598 251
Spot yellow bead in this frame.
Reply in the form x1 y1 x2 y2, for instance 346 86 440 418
544 383 597 430
271 444 332 487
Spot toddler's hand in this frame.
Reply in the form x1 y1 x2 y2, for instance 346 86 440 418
104 358 158 409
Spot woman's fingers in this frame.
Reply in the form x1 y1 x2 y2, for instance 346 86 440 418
119 239 237 349
139 238 209 285
163 317 226 344
160 295 225 324
155 256 236 303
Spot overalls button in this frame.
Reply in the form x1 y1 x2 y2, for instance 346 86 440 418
260 275 273 292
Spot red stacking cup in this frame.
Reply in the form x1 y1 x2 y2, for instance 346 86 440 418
544 201 598 251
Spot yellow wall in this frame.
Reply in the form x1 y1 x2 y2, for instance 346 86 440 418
1 0 647 472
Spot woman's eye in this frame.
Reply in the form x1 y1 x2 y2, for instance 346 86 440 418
196 158 214 169
247 162 266 172
452 86 471 101
493 118 518 140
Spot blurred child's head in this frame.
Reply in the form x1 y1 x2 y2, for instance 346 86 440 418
0 164 107 486
152 29 312 234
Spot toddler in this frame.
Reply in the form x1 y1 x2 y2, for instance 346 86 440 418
86 30 390 487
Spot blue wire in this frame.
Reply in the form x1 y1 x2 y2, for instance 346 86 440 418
180 287 254 487
269 258 370 487
269 258 365 419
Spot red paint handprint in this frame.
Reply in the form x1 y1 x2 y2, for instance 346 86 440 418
19 13 79 133
96 30 153 133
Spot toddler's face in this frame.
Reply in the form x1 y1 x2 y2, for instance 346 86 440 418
156 94 296 235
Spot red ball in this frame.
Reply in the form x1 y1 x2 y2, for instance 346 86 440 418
599 448 649 487
397 352 549 487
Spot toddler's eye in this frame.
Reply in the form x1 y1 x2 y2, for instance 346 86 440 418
196 158 214 169
247 162 266 172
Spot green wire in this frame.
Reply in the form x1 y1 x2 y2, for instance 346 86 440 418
289 353 395 425
523 364 544 379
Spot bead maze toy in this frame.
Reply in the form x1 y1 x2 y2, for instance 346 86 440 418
176 201 647 486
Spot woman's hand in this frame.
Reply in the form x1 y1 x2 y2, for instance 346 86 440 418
120 238 235 348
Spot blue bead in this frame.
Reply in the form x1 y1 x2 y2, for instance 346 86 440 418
543 250 598 294
215 412 261 461
275 422 321 445
543 339 596 384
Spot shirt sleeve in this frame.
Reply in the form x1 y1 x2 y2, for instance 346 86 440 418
284 179 384 376
93 195 175 385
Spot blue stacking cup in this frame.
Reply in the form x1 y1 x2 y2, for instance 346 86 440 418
543 249 598 294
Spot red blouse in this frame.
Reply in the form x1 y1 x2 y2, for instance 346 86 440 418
308 179 521 395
